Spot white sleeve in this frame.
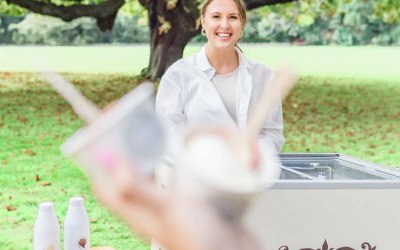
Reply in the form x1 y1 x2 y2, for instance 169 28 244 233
257 72 285 153
258 99 285 153
156 74 186 166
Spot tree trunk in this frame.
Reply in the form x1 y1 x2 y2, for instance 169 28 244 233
142 0 200 80
147 24 197 80
147 25 198 80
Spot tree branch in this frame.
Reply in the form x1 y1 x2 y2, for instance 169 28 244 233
5 0 125 30
138 0 151 10
245 0 297 10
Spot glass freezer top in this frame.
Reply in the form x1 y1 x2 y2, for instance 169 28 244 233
279 153 400 181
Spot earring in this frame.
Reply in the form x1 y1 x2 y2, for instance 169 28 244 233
201 28 206 36
240 30 243 38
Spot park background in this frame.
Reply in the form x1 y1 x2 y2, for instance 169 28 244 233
1 0 400 249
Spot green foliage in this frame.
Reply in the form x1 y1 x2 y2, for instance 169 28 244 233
0 15 23 43
120 0 147 23
2 13 149 45
0 0 148 19
237 0 400 45
2 0 399 45
391 25 400 45
374 0 400 24
8 14 104 45
0 0 26 16
111 14 149 43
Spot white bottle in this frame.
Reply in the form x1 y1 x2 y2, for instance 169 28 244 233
33 202 61 250
64 197 90 250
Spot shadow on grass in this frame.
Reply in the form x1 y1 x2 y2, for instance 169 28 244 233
1 72 399 167
283 76 400 166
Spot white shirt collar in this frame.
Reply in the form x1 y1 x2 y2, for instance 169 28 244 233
196 44 251 80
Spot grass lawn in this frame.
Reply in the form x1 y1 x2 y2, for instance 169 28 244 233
0 45 399 249
0 73 148 249
1 45 400 80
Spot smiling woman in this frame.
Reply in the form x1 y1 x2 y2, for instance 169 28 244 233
200 0 246 57
156 0 285 168
152 2 285 249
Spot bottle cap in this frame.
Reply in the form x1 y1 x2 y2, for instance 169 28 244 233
69 197 84 207
39 202 54 212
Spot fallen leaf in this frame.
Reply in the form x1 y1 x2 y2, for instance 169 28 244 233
4 205 16 211
385 126 394 133
34 175 40 182
345 132 354 137
22 149 36 156
39 104 48 110
17 116 28 123
40 182 51 186
365 150 375 156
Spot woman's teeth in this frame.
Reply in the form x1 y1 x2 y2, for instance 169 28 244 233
216 33 231 37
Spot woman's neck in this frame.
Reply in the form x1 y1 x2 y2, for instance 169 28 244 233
205 44 239 75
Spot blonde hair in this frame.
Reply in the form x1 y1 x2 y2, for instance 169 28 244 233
200 0 247 27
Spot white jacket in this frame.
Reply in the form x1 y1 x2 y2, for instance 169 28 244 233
156 45 284 164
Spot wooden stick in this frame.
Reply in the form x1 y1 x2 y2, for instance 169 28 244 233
40 70 101 124
246 64 298 139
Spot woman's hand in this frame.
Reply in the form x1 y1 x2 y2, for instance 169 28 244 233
90 152 260 250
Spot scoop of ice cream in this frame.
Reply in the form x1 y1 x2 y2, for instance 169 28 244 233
181 131 280 194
